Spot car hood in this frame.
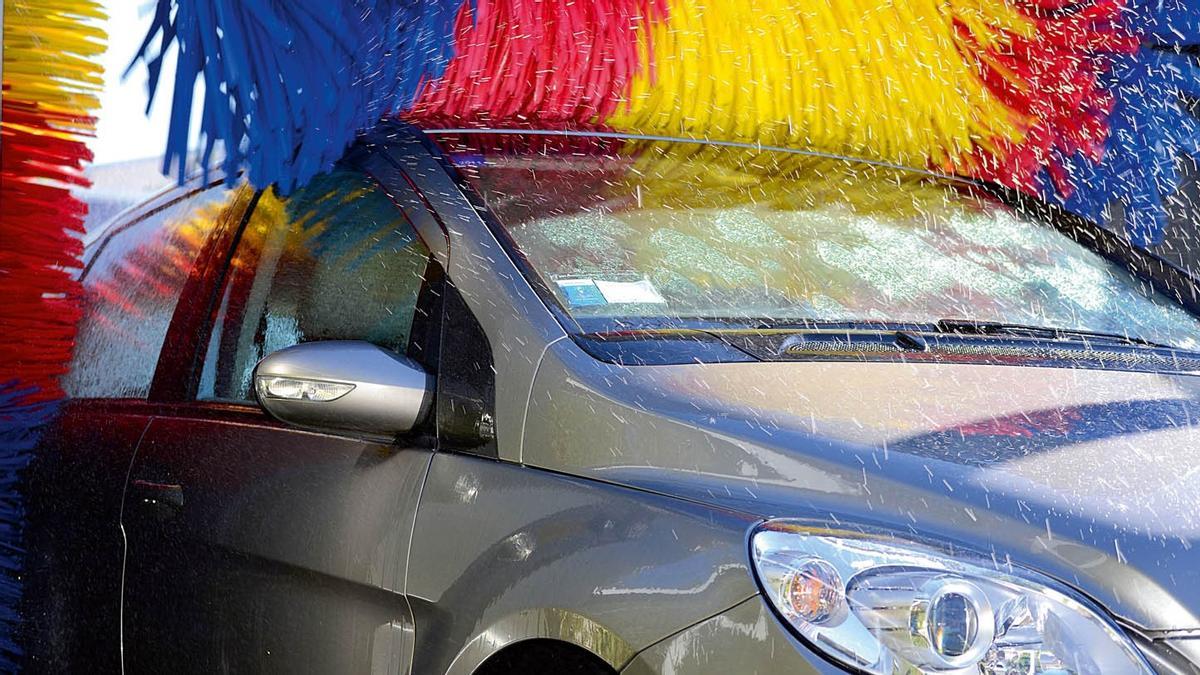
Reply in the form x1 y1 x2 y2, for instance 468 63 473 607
523 344 1200 631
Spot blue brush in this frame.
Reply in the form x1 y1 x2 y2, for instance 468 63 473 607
130 0 463 193
0 382 57 670
1042 47 1200 246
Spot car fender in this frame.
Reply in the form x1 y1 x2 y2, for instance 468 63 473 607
406 452 761 674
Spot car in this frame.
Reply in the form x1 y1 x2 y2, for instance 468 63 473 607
22 121 1200 674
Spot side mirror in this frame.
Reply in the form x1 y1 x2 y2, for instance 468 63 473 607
253 341 433 438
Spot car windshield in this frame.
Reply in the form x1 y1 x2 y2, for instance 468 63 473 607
436 132 1200 351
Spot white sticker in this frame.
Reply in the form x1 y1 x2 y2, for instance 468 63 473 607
595 279 667 305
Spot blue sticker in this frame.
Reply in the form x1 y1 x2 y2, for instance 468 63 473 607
556 279 607 307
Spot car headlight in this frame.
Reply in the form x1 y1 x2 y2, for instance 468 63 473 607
750 520 1154 674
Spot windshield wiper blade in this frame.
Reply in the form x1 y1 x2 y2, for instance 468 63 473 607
685 317 1177 350
934 319 1170 349
749 319 911 332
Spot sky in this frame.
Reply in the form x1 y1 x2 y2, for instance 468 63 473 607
91 0 199 166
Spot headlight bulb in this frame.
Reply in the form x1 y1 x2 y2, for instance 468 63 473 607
916 579 994 669
850 573 996 671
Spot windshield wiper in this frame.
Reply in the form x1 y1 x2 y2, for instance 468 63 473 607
742 317 1176 349
638 317 1179 350
933 319 1171 349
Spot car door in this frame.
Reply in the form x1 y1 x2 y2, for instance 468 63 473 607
23 180 253 673
120 165 440 674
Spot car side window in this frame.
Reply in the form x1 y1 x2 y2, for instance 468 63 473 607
196 169 432 403
64 185 246 399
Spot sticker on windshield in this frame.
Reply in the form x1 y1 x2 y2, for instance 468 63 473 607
595 279 667 305
555 277 668 307
555 278 607 307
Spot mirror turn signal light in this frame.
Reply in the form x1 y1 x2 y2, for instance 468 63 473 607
255 376 355 402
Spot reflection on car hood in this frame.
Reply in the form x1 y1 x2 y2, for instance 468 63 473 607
524 350 1200 630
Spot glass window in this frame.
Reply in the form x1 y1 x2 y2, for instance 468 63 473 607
64 185 245 398
442 135 1200 350
197 169 431 402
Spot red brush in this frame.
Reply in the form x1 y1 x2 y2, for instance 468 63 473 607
413 0 666 125
0 102 92 403
965 0 1138 194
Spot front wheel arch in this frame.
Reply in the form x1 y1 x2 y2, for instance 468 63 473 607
441 607 635 675
472 639 615 675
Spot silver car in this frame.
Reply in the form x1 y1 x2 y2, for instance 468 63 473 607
26 124 1200 674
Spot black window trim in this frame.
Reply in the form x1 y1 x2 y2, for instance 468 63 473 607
147 185 262 403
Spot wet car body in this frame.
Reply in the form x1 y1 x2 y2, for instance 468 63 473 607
23 123 1200 673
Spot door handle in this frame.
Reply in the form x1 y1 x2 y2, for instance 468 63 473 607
130 479 184 509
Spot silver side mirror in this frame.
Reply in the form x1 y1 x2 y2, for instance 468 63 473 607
253 341 433 438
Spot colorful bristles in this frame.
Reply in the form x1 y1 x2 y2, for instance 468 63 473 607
0 0 105 664
414 0 665 125
133 0 462 193
1060 49 1200 245
138 0 1200 245
615 0 1044 168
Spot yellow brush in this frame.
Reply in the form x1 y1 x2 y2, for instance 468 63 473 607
609 0 1037 172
